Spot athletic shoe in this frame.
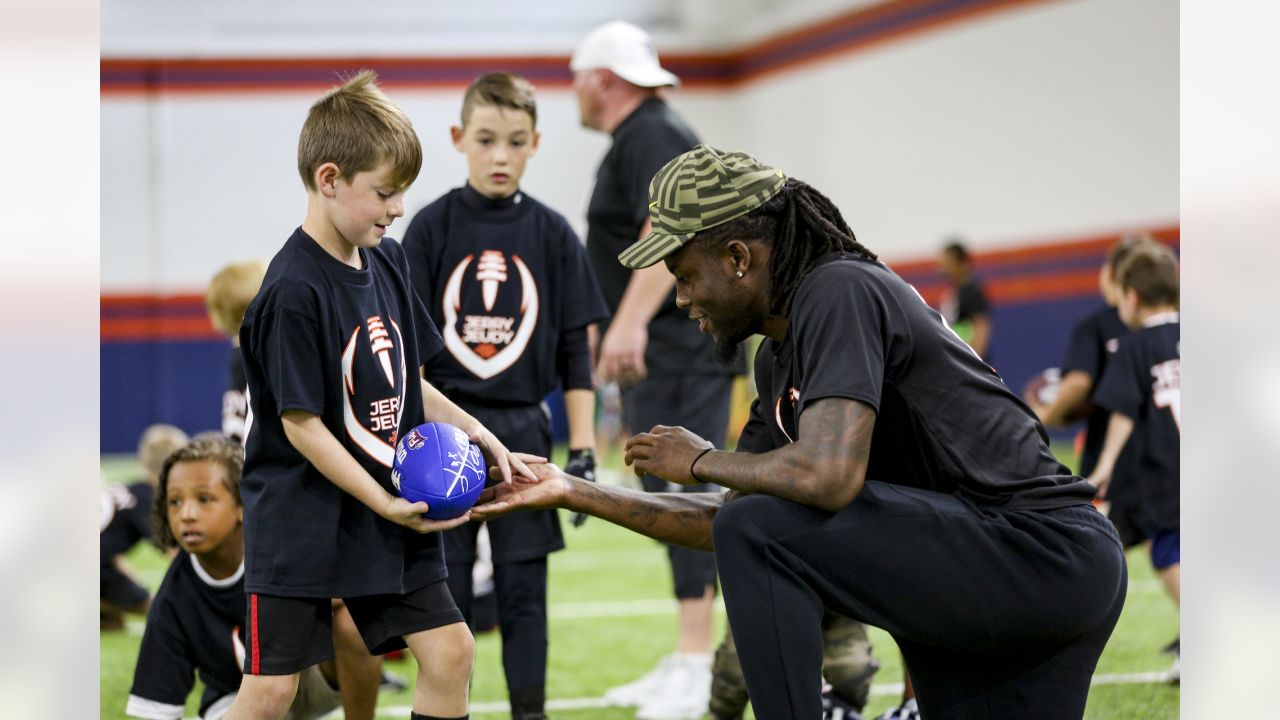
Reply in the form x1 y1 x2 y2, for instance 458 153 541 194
604 654 679 707
876 697 920 720
1162 635 1180 656
634 653 713 720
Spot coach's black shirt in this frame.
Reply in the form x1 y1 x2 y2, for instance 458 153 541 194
1093 315 1180 531
403 185 608 404
127 554 245 720
101 481 154 561
1061 305 1132 478
742 253 1096 509
240 229 445 597
586 97 741 375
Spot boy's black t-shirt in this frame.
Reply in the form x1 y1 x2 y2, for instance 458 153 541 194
126 554 245 720
402 185 608 404
586 97 741 375
239 229 445 597
748 253 1096 509
101 481 154 561
223 348 249 444
1061 305 1132 477
1093 316 1180 531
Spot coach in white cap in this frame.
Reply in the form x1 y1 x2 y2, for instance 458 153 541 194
569 20 741 720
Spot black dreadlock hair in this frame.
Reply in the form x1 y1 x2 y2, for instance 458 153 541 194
693 177 876 317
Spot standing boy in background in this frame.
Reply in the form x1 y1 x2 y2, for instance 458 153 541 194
1087 243 1181 681
227 70 531 720
101 424 189 630
938 239 993 361
402 72 608 720
571 22 739 718
205 260 267 445
1031 234 1159 547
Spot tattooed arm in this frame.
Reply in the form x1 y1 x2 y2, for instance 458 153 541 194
472 398 873 547
470 462 724 551
625 397 875 512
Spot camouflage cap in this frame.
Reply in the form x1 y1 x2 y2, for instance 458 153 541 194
618 144 786 269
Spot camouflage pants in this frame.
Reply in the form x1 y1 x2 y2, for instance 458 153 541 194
709 611 879 719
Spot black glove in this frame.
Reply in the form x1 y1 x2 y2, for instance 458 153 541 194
565 448 596 528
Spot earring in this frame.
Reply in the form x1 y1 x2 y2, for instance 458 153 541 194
736 270 744 278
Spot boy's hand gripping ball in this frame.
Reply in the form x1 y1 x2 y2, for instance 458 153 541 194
392 423 487 520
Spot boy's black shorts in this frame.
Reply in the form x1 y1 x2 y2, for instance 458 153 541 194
244 580 464 675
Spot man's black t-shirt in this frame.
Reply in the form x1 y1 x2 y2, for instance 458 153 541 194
239 229 445 597
1061 305 1130 477
101 481 154 561
126 554 245 720
1093 316 1180 531
586 97 740 375
402 185 608 404
745 253 1095 508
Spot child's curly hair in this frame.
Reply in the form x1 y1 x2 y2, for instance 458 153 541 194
150 437 244 550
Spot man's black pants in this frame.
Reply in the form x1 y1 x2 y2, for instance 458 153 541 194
713 480 1127 719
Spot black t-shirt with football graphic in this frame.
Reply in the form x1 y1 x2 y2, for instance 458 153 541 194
402 185 608 404
223 348 249 444
744 253 1096 509
239 229 445 598
1061 305 1132 478
1093 316 1180 531
586 97 743 376
127 554 246 720
101 481 154 561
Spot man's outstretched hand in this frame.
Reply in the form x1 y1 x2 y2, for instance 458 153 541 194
472 458 571 521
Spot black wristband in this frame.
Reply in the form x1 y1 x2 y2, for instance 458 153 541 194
689 447 714 483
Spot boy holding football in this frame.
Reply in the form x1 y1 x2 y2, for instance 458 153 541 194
226 70 531 720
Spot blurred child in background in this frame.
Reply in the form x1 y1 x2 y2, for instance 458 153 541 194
101 423 189 630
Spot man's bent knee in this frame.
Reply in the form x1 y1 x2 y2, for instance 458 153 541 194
712 494 777 552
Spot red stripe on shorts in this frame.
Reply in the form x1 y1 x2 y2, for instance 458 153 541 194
250 593 260 675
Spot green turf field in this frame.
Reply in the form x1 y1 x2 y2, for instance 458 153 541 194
100 446 1179 719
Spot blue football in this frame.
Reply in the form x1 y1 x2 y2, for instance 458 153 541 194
391 422 486 520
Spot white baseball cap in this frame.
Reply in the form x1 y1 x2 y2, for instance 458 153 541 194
570 20 680 88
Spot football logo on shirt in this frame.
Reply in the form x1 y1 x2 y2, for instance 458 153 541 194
1151 357 1181 430
441 251 540 379
341 315 407 467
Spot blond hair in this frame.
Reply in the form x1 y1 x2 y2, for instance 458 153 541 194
205 260 267 337
297 70 422 191
461 72 538 128
138 424 190 482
